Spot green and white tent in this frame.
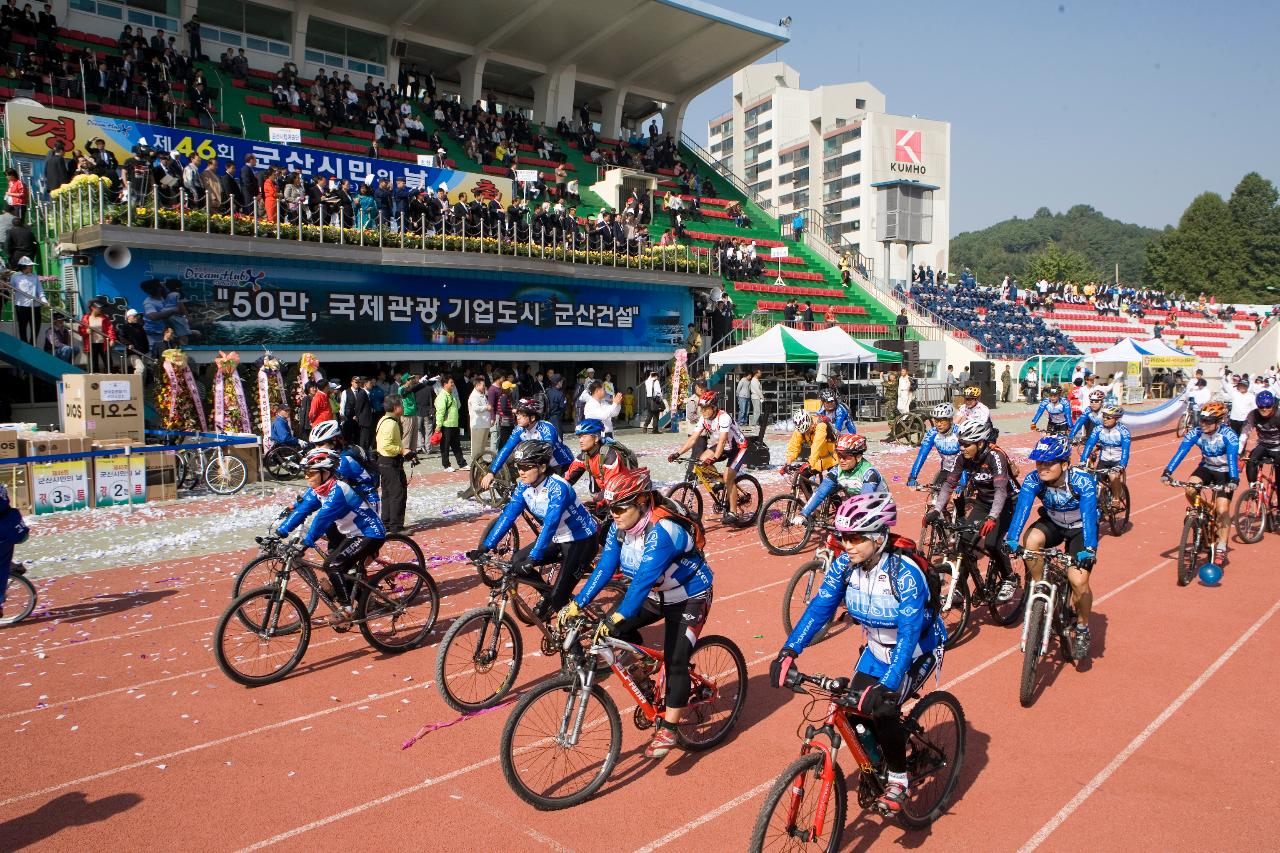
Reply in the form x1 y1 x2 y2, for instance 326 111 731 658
708 324 901 366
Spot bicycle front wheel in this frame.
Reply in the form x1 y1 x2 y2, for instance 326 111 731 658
357 564 439 652
434 607 524 712
175 450 200 490
500 676 622 811
677 635 747 751
1019 598 1047 707
757 494 812 555
1233 487 1266 544
748 752 846 853
664 482 703 521
0 573 37 626
899 690 966 829
729 474 763 526
986 565 1026 627
1177 515 1201 586
232 556 317 630
1107 480 1131 536
477 517 518 587
215 588 311 687
782 560 832 644
205 454 248 495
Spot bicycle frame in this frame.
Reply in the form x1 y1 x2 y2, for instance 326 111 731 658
1018 552 1072 656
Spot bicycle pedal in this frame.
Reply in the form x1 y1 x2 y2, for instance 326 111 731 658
632 705 654 731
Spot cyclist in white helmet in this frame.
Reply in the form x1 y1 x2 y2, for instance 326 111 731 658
781 408 838 478
907 402 962 491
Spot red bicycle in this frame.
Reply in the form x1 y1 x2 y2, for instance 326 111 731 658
1234 464 1278 543
749 671 965 851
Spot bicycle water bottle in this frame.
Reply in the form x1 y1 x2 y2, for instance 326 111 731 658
854 723 882 765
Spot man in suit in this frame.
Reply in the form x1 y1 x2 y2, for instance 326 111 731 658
43 141 72 194
238 153 259 214
220 161 240 212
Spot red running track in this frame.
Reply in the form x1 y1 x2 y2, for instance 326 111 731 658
0 424 1273 852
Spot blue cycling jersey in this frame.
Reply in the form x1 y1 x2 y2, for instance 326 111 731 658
483 474 596 561
1006 468 1099 551
1068 408 1103 441
1081 423 1131 467
1166 426 1240 476
908 424 961 483
576 516 713 620
785 550 945 693
490 420 574 472
821 403 857 435
278 480 385 547
1032 399 1074 430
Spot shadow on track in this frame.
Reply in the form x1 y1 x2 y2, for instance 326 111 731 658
25 589 179 626
0 791 143 850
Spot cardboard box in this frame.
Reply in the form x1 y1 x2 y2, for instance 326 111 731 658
90 440 147 508
0 429 19 459
145 449 178 503
228 438 261 485
21 433 90 458
62 374 145 443
0 463 31 511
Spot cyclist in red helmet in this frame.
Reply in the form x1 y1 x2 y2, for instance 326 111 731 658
792 432 886 524
669 390 749 523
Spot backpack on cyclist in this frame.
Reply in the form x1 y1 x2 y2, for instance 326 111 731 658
602 437 640 470
649 490 707 555
345 441 381 489
885 534 942 615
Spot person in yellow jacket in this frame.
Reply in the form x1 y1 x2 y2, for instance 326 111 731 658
781 409 838 476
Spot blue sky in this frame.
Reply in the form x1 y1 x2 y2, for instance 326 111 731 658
685 0 1280 236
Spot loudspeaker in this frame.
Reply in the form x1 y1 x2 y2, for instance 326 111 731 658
392 39 409 58
875 339 919 371
979 381 997 408
969 361 993 384
103 244 132 269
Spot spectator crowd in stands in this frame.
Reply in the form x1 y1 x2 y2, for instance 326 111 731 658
906 270 1080 356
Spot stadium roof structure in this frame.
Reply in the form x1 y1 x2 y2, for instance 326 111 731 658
318 0 788 135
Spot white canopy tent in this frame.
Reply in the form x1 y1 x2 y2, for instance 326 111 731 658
1087 338 1153 365
708 324 901 366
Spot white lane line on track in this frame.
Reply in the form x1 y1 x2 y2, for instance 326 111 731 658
1018 594 1280 852
631 779 777 853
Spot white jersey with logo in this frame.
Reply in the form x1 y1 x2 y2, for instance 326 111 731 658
699 409 746 448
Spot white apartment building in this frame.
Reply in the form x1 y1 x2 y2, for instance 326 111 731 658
707 62 950 283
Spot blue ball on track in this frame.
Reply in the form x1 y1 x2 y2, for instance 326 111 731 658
1198 563 1223 586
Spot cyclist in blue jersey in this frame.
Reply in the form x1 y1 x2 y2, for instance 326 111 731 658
1005 436 1099 660
308 419 379 514
1080 404 1131 492
481 397 574 491
559 466 713 759
1069 389 1107 444
1031 386 1074 436
1161 400 1238 555
276 449 386 609
907 402 962 491
792 433 885 525
472 440 598 620
818 388 857 434
770 491 945 816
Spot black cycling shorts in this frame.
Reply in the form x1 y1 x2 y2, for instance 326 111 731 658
1190 466 1231 488
1044 421 1070 437
1028 509 1087 567
613 592 711 709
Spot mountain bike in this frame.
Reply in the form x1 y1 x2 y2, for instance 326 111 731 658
1175 400 1196 439
499 613 747 810
1014 547 1080 707
1090 466 1131 537
1167 479 1234 585
757 464 826 555
749 670 965 850
468 451 515 508
0 563 37 627
262 443 304 480
781 536 847 646
176 444 248 494
665 455 762 527
931 520 1026 650
214 536 439 686
1233 463 1278 544
435 554 627 712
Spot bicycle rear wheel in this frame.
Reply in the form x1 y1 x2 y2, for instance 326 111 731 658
175 450 200 490
677 635 747 751
500 676 622 811
370 533 426 573
936 562 970 649
1177 516 1201 586
1233 487 1266 544
664 482 703 521
1019 598 1047 707
434 607 524 712
748 752 846 853
512 563 557 626
986 564 1026 627
1107 480 1131 536
357 564 438 652
0 573 37 626
477 517 518 588
782 560 832 644
899 690 966 829
728 474 763 525
205 454 248 495
232 556 318 629
757 494 812 555
215 588 310 686
263 446 301 480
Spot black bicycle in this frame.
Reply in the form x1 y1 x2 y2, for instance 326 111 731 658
262 443 304 480
0 563 37 627
1090 466 1131 536
931 520 1026 649
757 464 827 555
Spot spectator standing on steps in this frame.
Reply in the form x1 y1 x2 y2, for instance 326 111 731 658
685 323 702 360
435 375 466 472
791 211 805 242
896 308 909 340
9 256 46 346
375 396 411 532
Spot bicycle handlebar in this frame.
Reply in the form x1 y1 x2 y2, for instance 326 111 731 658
1165 478 1234 493
1014 547 1079 567
787 670 851 696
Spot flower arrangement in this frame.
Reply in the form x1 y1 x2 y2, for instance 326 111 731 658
157 348 208 432
212 351 252 434
669 348 690 431
255 353 289 449
294 351 322 412
48 173 113 199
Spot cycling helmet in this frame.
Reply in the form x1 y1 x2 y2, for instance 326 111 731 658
1046 385 1062 397
1198 401 1226 422
697 390 718 408
962 385 981 399
818 389 838 404
1101 404 1123 418
512 440 554 466
1088 389 1106 402
931 402 955 420
835 433 867 455
1028 435 1072 463
790 409 813 432
308 420 342 444
832 491 897 534
957 419 992 443
574 418 605 435
301 448 340 471
515 396 543 416
1257 390 1276 409
601 467 652 505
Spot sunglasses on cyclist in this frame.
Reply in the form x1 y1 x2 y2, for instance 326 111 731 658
607 497 644 515
514 462 542 472
838 531 871 546
959 440 980 447
836 450 860 459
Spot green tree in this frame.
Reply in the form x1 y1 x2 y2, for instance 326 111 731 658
1024 243 1100 284
1145 192 1247 299
1227 172 1280 294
